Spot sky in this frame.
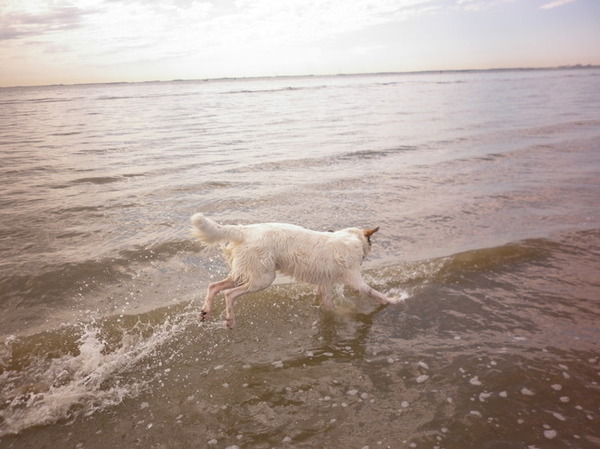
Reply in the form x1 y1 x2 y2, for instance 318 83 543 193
0 0 598 87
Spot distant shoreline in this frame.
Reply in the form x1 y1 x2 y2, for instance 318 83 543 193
3 64 599 90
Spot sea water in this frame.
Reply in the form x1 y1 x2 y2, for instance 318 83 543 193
1 69 599 448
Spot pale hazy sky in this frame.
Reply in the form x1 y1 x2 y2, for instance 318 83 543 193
1 0 598 87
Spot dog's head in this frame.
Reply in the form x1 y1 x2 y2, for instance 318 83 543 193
363 227 379 248
350 226 379 258
334 226 380 258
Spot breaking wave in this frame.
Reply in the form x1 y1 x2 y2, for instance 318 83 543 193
0 304 196 436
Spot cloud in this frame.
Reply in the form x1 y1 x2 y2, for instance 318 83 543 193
1 0 437 51
454 0 518 12
0 4 97 41
65 0 440 67
197 0 439 55
539 0 576 10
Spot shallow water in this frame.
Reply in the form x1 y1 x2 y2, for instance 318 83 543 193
1 69 599 448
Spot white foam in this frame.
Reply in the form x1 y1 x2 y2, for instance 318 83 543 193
479 392 491 402
469 376 482 386
544 429 557 439
0 316 188 436
416 374 429 383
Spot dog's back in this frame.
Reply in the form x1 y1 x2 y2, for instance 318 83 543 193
240 223 366 285
191 213 367 285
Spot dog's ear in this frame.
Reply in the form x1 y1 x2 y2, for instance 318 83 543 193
363 227 379 238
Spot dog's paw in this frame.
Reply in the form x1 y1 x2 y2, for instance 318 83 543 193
385 290 410 304
224 318 235 329
200 310 211 322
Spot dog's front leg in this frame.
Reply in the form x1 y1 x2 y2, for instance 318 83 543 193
317 285 335 311
349 277 398 305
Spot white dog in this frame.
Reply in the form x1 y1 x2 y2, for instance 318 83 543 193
191 213 399 328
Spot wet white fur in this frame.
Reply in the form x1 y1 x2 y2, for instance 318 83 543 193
191 213 399 328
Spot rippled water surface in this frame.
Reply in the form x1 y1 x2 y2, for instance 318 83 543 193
1 69 599 448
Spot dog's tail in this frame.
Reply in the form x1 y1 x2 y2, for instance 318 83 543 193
190 213 245 245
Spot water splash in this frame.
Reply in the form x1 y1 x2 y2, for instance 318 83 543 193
0 310 192 436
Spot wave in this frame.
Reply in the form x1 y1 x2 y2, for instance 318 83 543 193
0 303 196 436
69 176 123 185
334 146 417 161
223 85 327 95
437 239 554 278
93 89 208 102
0 224 586 325
226 145 417 174
0 239 199 310
49 131 82 137
0 231 565 327
48 173 147 189
375 238 554 292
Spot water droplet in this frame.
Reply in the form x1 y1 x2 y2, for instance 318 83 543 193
544 429 557 439
469 376 482 386
521 387 534 396
479 392 491 402
416 374 429 383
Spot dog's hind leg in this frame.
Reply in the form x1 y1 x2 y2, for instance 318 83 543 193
222 284 248 329
202 277 235 321
222 272 276 328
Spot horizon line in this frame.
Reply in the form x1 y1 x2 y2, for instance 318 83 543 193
2 64 598 90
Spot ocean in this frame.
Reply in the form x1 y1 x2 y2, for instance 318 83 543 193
0 68 599 448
